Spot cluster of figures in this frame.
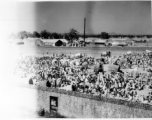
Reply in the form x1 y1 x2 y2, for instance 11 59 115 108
14 51 152 104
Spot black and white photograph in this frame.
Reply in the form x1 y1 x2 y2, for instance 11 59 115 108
0 0 152 118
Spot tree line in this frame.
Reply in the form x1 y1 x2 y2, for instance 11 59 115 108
9 29 152 41
9 28 79 42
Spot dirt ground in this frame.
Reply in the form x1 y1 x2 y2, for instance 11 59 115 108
5 44 152 58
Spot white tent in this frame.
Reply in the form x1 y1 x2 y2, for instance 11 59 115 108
75 53 81 57
59 85 72 91
103 64 119 72
127 51 132 54
146 50 151 53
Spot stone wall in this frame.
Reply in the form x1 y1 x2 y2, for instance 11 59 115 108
18 84 152 118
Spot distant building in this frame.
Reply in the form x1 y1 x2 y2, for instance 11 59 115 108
85 38 95 44
108 38 133 45
132 37 143 42
55 40 66 46
35 38 44 46
132 37 150 42
105 38 134 46
109 38 132 42
71 40 81 47
37 39 68 46
78 37 84 42
94 39 107 45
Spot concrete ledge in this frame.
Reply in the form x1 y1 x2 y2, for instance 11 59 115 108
17 83 152 111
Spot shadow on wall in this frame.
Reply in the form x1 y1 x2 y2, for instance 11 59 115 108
38 109 66 118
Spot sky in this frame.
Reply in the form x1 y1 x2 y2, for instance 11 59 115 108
0 1 151 37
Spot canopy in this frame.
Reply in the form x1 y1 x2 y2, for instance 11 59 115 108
137 88 150 97
75 53 81 57
103 64 119 72
82 62 88 67
146 50 151 53
101 51 107 55
127 51 132 54
59 85 72 91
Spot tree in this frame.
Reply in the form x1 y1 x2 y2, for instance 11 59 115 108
27 32 34 38
33 31 40 38
17 31 29 39
52 32 60 39
101 32 109 39
65 28 79 43
64 33 70 41
40 30 51 39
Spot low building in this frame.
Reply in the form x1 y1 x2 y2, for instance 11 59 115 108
109 38 132 42
35 38 44 46
85 38 95 44
78 37 84 42
107 38 133 46
55 40 66 46
41 39 57 46
94 39 107 45
71 40 81 47
132 37 148 42
41 39 68 46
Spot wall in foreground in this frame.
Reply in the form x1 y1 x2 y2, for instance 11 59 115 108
19 84 152 118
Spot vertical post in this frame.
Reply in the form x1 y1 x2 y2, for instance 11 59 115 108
84 18 86 46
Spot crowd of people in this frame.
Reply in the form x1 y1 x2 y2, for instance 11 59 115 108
114 52 152 69
14 51 152 104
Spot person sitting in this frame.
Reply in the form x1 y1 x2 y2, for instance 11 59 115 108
72 83 77 91
29 78 33 85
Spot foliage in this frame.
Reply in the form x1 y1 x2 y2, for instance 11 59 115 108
33 31 40 38
51 32 63 39
18 31 29 39
11 29 152 40
101 32 110 39
40 30 51 39
27 32 34 38
17 31 34 39
65 28 79 42
39 31 63 39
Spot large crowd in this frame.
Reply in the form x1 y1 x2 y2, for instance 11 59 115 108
14 51 152 104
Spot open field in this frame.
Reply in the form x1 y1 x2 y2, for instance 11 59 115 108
12 45 152 58
2 44 152 74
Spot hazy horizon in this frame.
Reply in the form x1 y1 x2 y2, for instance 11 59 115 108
0 1 151 37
